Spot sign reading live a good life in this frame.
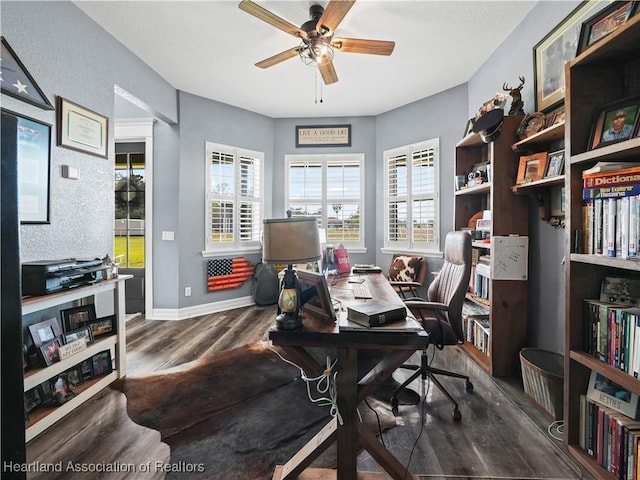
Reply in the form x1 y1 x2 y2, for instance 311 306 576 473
296 124 351 147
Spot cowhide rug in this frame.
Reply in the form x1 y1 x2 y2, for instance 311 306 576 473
116 342 403 480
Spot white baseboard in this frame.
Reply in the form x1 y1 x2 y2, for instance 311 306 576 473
146 296 255 321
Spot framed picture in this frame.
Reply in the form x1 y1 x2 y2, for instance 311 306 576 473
590 97 640 149
578 1 638 54
2 109 52 224
87 315 116 338
91 350 113 377
516 152 549 185
24 386 43 413
28 317 62 348
545 105 566 128
545 150 566 177
60 304 97 332
63 326 94 345
56 96 109 158
516 112 546 140
0 37 53 110
51 373 77 405
533 1 613 112
40 338 61 366
550 186 566 217
296 269 337 324
65 367 84 389
79 359 93 381
295 124 351 147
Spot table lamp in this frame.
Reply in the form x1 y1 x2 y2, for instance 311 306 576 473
263 216 321 330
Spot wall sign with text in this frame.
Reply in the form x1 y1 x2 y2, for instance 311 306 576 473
296 125 351 147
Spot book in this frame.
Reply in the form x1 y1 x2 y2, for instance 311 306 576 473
583 183 640 200
587 370 640 420
583 162 640 175
346 300 407 327
584 165 640 188
338 311 422 333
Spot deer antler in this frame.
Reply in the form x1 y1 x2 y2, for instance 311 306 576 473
504 76 525 92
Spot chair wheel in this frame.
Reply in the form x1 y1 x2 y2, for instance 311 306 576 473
391 397 399 416
466 380 473 391
453 407 462 422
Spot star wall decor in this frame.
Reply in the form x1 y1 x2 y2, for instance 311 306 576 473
1 36 53 110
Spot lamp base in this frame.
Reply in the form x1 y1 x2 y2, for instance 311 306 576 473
276 312 302 330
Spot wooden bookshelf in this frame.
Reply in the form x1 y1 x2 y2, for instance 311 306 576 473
564 15 640 479
454 115 528 376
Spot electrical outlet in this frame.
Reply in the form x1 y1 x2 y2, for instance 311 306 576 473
185 287 191 297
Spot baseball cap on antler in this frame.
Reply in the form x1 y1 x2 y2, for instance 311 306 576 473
473 108 504 143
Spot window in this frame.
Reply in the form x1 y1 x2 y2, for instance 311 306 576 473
285 154 364 249
384 139 439 251
205 142 263 253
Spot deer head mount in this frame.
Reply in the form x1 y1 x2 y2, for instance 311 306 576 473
503 75 525 116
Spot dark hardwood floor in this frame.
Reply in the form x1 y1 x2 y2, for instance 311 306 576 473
27 306 595 479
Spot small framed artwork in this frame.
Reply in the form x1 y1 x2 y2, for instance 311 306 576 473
65 367 84 389
590 98 640 149
40 338 61 366
63 326 94 345
474 93 508 120
24 386 43 413
545 150 565 177
550 186 566 217
295 124 351 148
87 315 116 338
60 304 97 332
56 96 109 158
533 0 612 112
91 350 113 377
79 359 93 381
516 112 546 140
578 1 638 54
51 373 76 405
28 317 62 348
545 105 566 128
2 109 52 224
516 152 549 185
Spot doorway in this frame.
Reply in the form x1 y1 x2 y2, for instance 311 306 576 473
115 143 145 314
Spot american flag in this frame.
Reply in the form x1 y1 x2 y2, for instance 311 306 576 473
207 257 254 292
0 37 54 110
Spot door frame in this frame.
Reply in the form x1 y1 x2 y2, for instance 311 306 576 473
114 119 155 317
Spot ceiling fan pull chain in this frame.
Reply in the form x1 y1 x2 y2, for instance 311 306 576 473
314 69 318 104
320 77 323 104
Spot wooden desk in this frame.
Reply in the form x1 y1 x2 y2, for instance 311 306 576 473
269 272 428 480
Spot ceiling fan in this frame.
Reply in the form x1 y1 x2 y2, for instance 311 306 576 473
238 0 395 85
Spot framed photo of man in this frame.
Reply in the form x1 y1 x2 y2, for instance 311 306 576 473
590 98 639 149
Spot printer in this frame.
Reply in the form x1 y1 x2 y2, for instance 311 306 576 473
22 258 106 296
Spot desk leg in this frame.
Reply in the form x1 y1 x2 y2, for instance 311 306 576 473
336 347 358 480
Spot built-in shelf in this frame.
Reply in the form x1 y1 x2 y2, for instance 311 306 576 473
511 122 564 152
511 175 564 194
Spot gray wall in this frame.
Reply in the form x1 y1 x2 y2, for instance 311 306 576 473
2 0 581 353
1 1 177 265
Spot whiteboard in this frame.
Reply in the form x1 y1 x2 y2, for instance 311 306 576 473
491 236 528 280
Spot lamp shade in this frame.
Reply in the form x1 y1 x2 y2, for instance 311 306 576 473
263 217 321 264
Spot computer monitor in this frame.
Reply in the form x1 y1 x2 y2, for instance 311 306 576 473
296 269 337 323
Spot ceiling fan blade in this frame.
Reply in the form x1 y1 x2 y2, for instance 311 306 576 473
239 0 307 38
316 0 356 35
318 61 339 85
255 47 300 69
332 37 395 55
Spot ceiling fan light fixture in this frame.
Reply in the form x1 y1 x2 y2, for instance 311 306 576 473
299 37 334 66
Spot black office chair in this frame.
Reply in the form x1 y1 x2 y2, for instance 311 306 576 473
391 231 473 421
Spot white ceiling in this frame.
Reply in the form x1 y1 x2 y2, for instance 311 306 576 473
74 0 538 119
